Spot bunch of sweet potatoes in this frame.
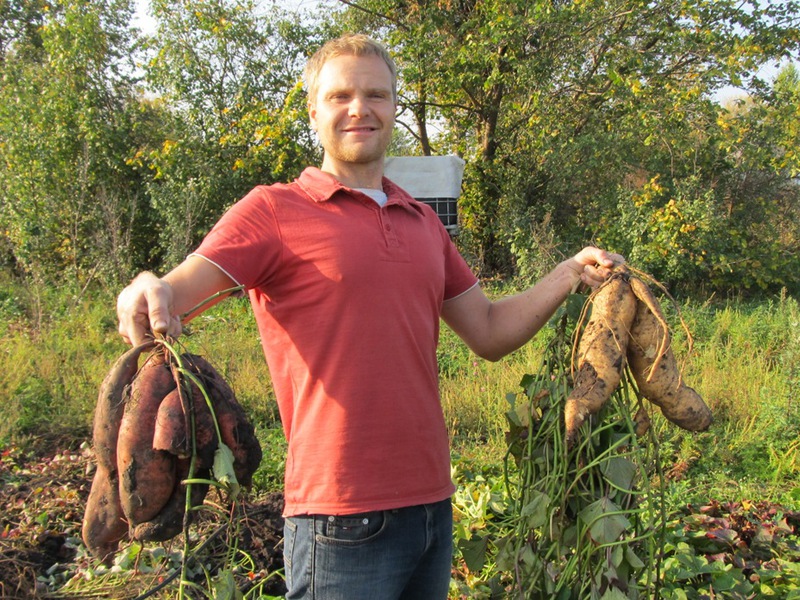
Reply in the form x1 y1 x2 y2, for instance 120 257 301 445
564 267 713 447
81 345 262 563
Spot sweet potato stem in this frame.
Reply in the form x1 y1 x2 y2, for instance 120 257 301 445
154 337 229 600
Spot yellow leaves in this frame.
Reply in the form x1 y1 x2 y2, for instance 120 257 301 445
161 138 177 154
632 176 664 208
125 148 146 168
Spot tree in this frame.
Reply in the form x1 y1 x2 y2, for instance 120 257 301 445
140 0 324 266
335 0 800 286
0 0 155 285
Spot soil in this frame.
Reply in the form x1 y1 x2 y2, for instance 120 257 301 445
0 437 286 599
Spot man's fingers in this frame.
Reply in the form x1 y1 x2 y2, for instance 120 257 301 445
143 284 173 333
116 273 177 347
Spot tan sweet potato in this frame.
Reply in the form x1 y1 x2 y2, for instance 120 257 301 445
565 274 637 446
627 278 712 431
82 342 153 563
633 403 651 437
117 351 177 526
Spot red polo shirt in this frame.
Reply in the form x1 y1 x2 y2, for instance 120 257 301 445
193 167 478 516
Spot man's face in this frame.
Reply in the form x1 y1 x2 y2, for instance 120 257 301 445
309 53 396 171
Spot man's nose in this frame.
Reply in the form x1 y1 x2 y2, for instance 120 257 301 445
348 95 371 117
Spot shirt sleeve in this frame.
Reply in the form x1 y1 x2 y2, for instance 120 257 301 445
440 224 479 301
192 186 282 291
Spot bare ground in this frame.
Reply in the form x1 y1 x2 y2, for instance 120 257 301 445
0 436 286 599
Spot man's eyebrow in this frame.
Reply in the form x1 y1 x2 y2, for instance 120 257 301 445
368 87 391 94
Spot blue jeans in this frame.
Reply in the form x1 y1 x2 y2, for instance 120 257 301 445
283 498 453 599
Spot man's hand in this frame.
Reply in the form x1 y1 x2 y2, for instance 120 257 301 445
117 272 182 346
565 246 625 290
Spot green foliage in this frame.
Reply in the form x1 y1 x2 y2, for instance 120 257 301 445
0 0 325 283
597 174 798 293
249 427 286 492
652 293 800 506
0 272 126 443
2 0 800 293
0 0 157 284
139 0 323 265
658 500 800 599
340 0 800 289
450 458 512 597
498 300 663 598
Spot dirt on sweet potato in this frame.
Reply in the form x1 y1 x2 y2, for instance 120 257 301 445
564 274 637 446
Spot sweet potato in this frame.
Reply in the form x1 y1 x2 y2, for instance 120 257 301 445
92 343 155 471
117 351 178 526
564 274 637 446
183 354 262 486
152 374 218 463
82 342 153 563
633 403 651 437
627 278 712 431
82 472 129 563
152 387 190 457
85 344 262 559
130 458 210 543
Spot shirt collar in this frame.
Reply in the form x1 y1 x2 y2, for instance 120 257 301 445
296 167 426 215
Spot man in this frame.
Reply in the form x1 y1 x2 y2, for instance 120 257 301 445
117 34 621 600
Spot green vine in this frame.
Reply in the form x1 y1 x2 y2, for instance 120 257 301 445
501 294 667 599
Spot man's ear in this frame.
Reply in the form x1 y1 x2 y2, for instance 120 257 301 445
308 102 317 131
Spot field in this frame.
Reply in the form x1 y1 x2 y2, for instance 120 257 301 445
1 274 799 598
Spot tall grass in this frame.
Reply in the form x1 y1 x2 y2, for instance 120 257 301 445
1 269 798 509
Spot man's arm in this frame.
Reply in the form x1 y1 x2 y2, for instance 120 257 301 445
117 255 237 346
441 247 620 362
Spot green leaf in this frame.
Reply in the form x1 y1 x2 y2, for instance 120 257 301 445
602 456 637 491
520 491 551 529
212 569 244 600
599 587 629 600
625 546 645 570
458 535 488 573
493 534 516 571
213 442 240 499
579 497 631 545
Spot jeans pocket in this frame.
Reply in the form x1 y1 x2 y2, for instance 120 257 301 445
284 517 298 589
316 511 386 544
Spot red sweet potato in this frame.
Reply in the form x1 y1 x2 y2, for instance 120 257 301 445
183 354 262 486
82 342 153 563
152 387 189 457
130 458 210 543
117 350 177 526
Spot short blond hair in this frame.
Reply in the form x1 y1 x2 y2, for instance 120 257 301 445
304 33 397 104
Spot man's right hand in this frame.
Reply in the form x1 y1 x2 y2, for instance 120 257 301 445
117 272 182 346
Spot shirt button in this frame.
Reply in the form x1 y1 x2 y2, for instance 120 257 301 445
385 225 392 231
